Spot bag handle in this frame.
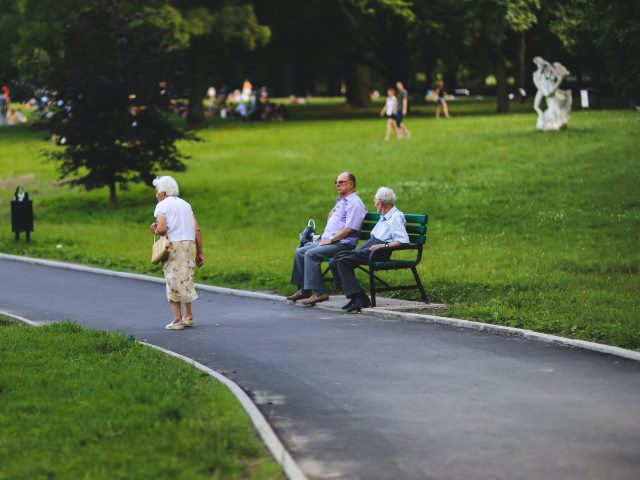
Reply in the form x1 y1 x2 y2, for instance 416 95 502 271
308 219 315 229
152 234 167 244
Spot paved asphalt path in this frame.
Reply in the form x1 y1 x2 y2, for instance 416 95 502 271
1 257 639 480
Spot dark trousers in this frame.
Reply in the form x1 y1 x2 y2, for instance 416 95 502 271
291 241 354 291
329 237 390 298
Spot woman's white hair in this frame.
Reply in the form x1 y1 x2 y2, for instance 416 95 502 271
152 176 179 197
375 186 397 206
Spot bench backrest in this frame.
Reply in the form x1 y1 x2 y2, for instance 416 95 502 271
360 212 428 245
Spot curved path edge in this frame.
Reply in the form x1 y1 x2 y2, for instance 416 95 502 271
1 252 638 364
0 309 308 480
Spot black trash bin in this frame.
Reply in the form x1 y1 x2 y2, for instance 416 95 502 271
11 186 33 241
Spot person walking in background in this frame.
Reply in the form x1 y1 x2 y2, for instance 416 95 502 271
2 85 10 104
207 86 216 114
380 87 398 141
433 80 450 119
0 86 8 126
329 187 409 313
395 81 411 139
287 172 367 306
150 176 204 330
0 95 7 126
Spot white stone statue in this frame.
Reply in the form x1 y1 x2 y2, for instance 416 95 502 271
532 56 572 131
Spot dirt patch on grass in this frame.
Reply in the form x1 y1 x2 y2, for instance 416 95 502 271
0 174 36 191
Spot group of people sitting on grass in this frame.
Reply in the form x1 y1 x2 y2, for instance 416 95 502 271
205 83 290 122
151 171 409 330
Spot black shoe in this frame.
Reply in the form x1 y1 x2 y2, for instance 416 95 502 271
347 294 371 313
342 298 356 310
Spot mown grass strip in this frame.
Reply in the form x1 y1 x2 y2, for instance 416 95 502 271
0 318 283 480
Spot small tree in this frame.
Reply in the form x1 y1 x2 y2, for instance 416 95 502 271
18 0 195 207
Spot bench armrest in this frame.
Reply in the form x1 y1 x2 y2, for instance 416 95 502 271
368 243 419 262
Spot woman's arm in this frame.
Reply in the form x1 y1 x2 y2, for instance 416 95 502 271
150 215 168 235
194 215 204 267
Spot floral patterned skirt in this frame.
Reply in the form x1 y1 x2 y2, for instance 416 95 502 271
162 240 199 303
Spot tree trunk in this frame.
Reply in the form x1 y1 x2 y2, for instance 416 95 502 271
327 67 342 96
493 42 510 113
187 79 205 127
186 39 206 128
109 181 117 209
345 62 371 107
390 18 408 84
445 63 459 92
516 31 526 103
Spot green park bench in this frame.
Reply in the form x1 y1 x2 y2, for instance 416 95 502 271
322 212 429 307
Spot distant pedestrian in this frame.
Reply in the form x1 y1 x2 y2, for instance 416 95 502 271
395 81 411 139
207 86 216 113
379 87 398 141
0 85 8 126
0 95 7 127
433 81 450 119
150 176 204 330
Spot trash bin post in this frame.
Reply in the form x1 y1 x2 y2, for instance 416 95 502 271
11 186 33 242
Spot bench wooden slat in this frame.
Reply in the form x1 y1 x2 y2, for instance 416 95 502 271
406 224 426 235
408 234 426 244
405 213 427 223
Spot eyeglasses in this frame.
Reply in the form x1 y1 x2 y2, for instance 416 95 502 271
335 180 350 185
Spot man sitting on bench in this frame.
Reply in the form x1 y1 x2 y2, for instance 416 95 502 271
287 171 367 306
330 187 409 313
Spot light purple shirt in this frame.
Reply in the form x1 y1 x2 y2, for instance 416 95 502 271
321 192 367 245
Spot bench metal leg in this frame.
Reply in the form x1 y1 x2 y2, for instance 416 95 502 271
369 267 377 307
411 266 429 303
321 264 333 283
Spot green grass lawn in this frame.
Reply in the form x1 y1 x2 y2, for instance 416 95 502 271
0 318 283 479
0 100 638 349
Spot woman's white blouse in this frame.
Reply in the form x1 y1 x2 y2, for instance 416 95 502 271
154 196 196 242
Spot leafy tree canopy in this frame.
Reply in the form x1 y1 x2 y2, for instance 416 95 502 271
13 0 198 206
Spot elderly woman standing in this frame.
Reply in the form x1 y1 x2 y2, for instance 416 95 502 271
150 176 204 330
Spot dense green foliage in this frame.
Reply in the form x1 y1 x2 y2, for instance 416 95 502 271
3 0 271 203
0 100 638 349
7 0 199 206
3 0 638 111
0 318 282 479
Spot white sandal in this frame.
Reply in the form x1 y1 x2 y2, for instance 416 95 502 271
165 319 184 330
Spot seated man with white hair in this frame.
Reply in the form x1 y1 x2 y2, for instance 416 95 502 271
329 186 409 313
